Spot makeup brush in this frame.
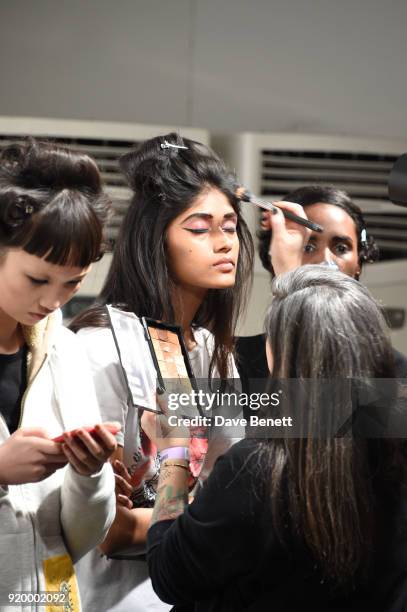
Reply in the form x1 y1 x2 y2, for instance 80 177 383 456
236 187 323 233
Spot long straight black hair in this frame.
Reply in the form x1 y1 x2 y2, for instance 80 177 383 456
71 133 254 378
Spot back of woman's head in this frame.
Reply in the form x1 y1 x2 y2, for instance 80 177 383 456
258 185 379 276
0 139 111 266
259 266 400 590
266 265 394 380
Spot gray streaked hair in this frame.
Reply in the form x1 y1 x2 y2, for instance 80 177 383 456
257 265 400 588
266 265 394 380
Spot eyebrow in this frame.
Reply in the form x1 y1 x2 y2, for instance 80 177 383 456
309 234 354 242
181 212 238 223
332 235 354 242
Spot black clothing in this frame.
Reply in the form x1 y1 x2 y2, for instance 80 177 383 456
0 345 27 434
147 439 407 611
235 335 269 382
236 334 407 392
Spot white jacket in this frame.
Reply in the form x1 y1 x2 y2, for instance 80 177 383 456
0 312 116 612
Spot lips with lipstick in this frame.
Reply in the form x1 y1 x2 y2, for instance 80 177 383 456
213 257 235 272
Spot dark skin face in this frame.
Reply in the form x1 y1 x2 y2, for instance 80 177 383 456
301 203 361 279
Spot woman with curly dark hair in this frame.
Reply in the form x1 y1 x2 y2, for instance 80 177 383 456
237 185 406 386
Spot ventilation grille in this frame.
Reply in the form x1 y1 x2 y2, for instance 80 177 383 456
0 134 137 244
260 149 407 260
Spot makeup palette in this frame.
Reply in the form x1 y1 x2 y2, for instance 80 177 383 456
106 306 202 415
142 317 201 404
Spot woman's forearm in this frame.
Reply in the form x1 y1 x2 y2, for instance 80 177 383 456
99 506 153 555
151 460 189 526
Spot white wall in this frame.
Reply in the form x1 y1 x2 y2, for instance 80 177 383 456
2 0 407 350
1 0 407 138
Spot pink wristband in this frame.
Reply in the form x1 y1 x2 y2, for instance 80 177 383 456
160 447 190 462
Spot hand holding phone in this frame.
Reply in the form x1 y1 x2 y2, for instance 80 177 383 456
52 423 120 443
0 428 68 485
56 422 120 477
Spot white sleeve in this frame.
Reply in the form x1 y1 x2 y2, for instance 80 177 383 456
60 463 115 562
49 328 116 561
77 327 129 447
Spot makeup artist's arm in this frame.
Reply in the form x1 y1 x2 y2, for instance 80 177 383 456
144 438 268 607
263 201 311 275
140 409 190 526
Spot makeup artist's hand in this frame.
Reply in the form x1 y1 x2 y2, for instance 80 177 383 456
261 201 311 276
61 422 119 476
141 394 190 453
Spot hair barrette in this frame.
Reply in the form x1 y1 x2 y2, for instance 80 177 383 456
160 140 188 150
360 228 367 245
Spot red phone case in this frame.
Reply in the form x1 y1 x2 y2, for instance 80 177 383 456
53 423 120 443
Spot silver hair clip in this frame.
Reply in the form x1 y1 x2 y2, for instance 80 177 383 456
361 228 367 244
160 140 188 150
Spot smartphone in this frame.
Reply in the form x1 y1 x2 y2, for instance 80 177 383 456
52 423 120 443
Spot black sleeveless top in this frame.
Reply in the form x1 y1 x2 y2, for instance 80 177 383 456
0 345 28 433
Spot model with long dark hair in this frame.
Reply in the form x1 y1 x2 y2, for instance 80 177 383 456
72 133 254 612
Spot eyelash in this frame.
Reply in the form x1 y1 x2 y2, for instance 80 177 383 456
27 276 81 287
185 227 237 234
27 276 47 285
304 243 350 254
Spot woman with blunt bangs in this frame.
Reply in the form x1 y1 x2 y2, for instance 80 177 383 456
71 133 254 612
142 265 407 612
0 140 117 611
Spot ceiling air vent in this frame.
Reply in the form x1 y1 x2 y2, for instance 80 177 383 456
213 133 407 263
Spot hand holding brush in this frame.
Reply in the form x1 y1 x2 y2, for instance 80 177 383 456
235 187 323 233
